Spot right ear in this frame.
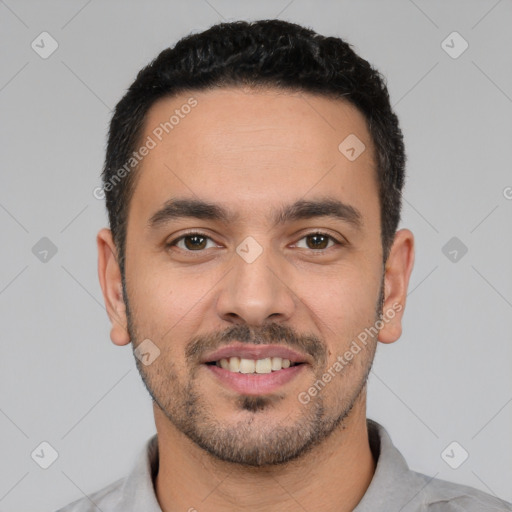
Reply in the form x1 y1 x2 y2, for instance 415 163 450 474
97 228 131 346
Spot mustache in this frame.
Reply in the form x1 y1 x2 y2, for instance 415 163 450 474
185 323 327 365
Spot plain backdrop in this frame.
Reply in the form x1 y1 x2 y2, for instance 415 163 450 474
1 1 511 510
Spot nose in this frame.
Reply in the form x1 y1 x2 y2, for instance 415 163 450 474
215 242 296 327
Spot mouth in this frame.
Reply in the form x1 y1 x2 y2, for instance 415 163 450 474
201 344 310 395
206 356 302 373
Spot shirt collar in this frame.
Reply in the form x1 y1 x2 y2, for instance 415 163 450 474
115 419 428 512
354 419 429 511
116 432 161 511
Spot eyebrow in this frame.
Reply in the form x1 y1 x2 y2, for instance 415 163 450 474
147 197 363 230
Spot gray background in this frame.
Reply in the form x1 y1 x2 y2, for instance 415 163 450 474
1 0 511 510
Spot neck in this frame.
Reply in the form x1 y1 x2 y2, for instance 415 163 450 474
153 395 376 512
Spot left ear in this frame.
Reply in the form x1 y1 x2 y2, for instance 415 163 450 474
378 228 415 344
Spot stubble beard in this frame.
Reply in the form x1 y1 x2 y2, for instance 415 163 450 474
123 274 383 467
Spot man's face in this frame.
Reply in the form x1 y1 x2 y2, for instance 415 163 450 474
121 87 386 465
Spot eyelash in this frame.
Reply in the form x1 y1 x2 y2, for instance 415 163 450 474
166 231 344 253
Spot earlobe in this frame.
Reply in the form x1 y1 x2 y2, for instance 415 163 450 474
378 229 415 344
96 228 131 346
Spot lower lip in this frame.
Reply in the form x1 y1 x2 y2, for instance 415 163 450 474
205 364 306 395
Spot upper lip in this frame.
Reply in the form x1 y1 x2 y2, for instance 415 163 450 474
201 343 311 365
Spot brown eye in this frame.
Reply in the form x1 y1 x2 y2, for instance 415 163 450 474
295 232 340 251
183 235 207 250
168 232 216 251
306 234 329 249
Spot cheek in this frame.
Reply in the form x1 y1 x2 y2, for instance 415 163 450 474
297 265 376 312
295 263 378 329
127 253 218 336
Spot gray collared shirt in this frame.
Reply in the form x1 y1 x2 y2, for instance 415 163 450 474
55 419 512 511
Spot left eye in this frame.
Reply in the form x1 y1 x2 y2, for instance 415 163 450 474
294 232 339 250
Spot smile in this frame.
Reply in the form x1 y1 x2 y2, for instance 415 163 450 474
207 356 301 374
205 363 306 395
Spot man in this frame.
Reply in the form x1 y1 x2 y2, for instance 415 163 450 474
57 19 512 512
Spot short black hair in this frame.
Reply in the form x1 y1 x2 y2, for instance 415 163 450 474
102 19 405 274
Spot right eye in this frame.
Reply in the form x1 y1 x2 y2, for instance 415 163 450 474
166 232 219 252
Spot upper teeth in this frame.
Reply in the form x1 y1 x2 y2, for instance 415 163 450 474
217 356 293 373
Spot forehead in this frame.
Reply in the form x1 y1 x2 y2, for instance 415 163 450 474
129 87 379 227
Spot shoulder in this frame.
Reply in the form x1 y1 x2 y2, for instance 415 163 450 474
54 433 160 512
363 420 511 512
413 471 512 511
54 476 125 512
